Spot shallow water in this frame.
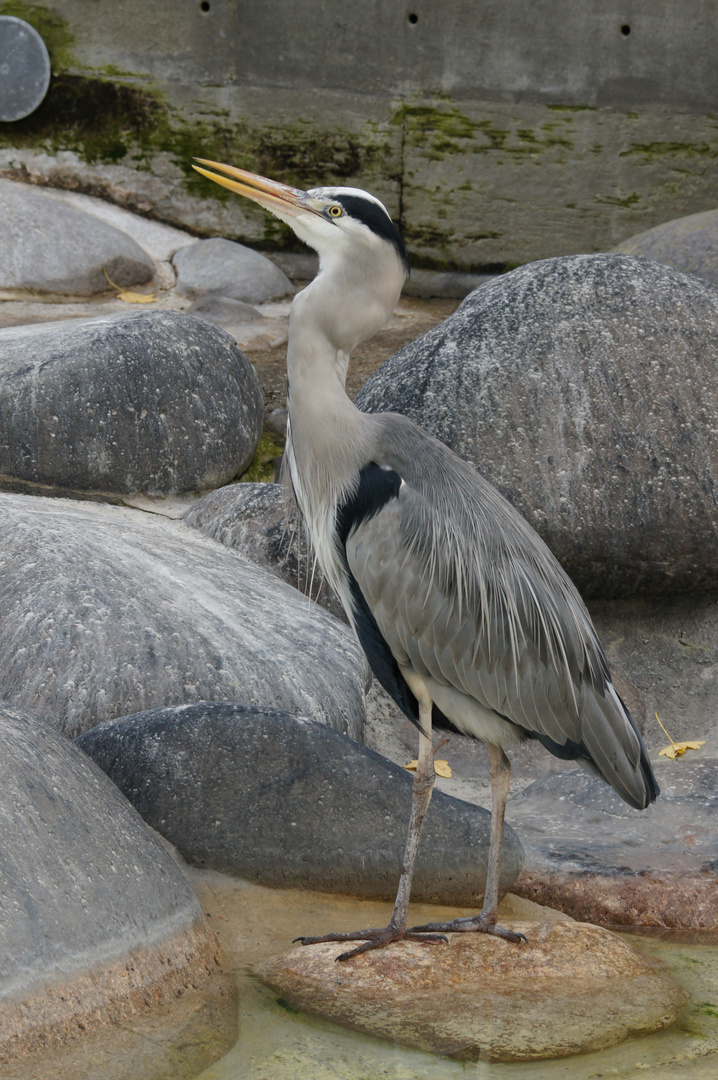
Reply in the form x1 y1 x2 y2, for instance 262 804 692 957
188 870 718 1080
5 870 717 1080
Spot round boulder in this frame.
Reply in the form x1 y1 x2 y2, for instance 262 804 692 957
257 920 688 1062
184 483 344 620
0 494 368 737
356 254 718 599
0 702 224 1062
173 238 293 304
0 310 263 497
613 208 718 288
0 179 154 295
76 701 523 900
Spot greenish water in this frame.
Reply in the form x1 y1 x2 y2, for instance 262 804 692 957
189 873 717 1080
5 872 717 1080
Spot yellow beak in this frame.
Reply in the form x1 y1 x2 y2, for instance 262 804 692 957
192 158 323 219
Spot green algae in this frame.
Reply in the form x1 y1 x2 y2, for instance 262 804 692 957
596 191 642 208
240 433 284 484
619 140 718 161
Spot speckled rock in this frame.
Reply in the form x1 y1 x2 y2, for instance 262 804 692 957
257 920 688 1062
511 757 718 931
76 701 523 899
173 238 293 303
184 483 344 620
0 701 223 1063
613 208 718 288
0 494 368 737
0 310 264 498
188 293 263 325
0 179 154 295
356 254 718 599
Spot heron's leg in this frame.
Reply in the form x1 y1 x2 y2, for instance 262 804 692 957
296 676 448 961
408 743 526 944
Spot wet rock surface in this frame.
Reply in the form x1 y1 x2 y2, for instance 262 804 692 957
0 494 368 738
184 482 344 620
613 208 718 288
0 701 223 1062
0 179 154 295
173 238 293 304
257 919 688 1062
510 757 718 931
356 254 718 599
76 701 523 899
0 310 264 497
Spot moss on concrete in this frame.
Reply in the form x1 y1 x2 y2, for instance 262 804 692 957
619 140 718 161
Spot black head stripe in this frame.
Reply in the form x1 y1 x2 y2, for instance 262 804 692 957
334 195 410 275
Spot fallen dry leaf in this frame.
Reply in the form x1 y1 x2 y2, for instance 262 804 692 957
103 268 156 303
403 759 453 778
655 712 706 759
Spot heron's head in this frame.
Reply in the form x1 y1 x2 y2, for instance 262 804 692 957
192 158 409 288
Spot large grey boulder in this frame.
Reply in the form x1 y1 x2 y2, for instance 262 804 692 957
184 483 344 620
0 310 263 497
0 179 154 295
0 494 368 738
173 238 293 304
511 757 718 932
613 208 718 288
76 701 523 902
356 254 718 599
0 702 223 1061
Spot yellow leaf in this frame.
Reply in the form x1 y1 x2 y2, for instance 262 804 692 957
655 713 706 760
402 759 453 778
116 290 156 303
103 268 155 303
659 740 705 759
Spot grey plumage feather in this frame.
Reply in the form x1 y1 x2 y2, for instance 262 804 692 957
344 412 653 810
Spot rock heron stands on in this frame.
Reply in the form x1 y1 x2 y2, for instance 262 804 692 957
193 159 659 960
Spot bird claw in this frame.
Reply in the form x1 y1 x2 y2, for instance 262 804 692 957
407 915 528 944
292 925 449 961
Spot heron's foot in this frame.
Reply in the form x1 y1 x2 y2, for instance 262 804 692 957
407 913 528 944
293 925 449 962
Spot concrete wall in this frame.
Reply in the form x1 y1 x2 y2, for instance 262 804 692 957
1 0 717 268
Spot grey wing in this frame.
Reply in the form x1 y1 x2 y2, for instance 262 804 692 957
345 430 655 809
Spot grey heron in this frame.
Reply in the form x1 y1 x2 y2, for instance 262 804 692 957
193 159 659 960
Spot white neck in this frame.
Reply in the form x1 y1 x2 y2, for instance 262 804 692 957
283 249 404 597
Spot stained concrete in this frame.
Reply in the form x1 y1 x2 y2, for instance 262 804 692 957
1 2 717 268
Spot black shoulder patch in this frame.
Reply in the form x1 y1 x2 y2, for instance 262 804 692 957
334 194 410 276
336 462 401 547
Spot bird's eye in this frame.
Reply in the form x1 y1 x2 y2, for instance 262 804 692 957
328 204 343 218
